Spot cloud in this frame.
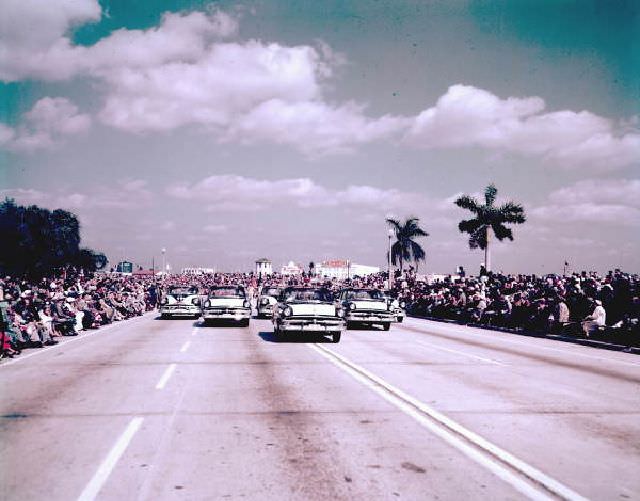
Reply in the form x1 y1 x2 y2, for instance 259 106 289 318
166 174 454 226
202 224 228 234
406 84 640 169
0 179 152 210
531 178 640 225
0 5 237 81
1 97 91 151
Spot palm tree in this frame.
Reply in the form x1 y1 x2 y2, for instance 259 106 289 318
454 184 526 273
386 217 429 273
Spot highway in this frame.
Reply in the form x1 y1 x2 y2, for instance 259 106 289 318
1 314 639 500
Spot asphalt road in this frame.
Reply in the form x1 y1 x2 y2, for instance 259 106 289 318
1 314 639 501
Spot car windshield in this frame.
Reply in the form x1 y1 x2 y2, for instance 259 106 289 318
283 289 333 303
263 288 280 297
168 287 197 295
209 287 245 298
344 289 385 300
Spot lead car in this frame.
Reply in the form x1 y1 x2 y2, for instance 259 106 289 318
272 287 345 343
338 288 395 331
202 285 251 326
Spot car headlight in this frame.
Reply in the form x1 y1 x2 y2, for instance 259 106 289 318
283 306 293 317
204 300 211 307
161 298 168 305
336 308 345 318
348 302 356 310
191 298 200 305
243 300 251 308
400 301 406 308
260 298 269 306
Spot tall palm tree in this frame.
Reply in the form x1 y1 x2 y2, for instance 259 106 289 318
386 217 429 272
454 184 526 272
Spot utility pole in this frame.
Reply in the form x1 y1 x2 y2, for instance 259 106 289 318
388 228 394 289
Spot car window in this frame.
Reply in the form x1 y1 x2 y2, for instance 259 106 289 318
284 289 332 302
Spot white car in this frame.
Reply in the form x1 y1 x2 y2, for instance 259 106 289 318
273 287 345 342
338 288 395 331
256 286 282 318
202 285 251 326
159 286 201 319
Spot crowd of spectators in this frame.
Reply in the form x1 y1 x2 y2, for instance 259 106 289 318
2 267 638 359
0 271 159 358
395 269 639 344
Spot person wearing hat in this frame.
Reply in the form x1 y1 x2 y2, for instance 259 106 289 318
582 299 606 337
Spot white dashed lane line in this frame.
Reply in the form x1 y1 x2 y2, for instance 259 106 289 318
77 417 144 501
155 364 176 390
179 340 191 353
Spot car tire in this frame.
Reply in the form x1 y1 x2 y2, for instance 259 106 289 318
346 321 354 330
397 316 404 323
160 314 169 320
383 323 391 331
332 332 341 343
241 319 250 327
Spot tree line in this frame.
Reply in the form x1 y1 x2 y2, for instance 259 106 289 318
0 198 108 278
387 183 526 274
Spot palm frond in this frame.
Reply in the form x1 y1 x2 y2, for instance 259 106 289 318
454 195 481 213
492 223 513 241
410 240 426 262
497 201 526 224
458 218 483 235
484 184 497 207
468 226 487 250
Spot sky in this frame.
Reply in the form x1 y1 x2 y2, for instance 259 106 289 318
0 0 638 275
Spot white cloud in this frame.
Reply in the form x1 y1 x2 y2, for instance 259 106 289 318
166 174 454 226
531 178 640 225
0 179 152 210
406 85 640 169
0 5 237 81
202 224 228 234
1 97 91 151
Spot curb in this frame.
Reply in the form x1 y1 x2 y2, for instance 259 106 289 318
407 314 640 354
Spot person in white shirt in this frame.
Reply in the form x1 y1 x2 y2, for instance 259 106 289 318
582 299 606 336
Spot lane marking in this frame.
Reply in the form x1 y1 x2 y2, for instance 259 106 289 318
310 343 588 501
77 417 144 501
416 339 506 366
404 318 640 368
0 313 153 368
179 341 191 353
155 364 176 390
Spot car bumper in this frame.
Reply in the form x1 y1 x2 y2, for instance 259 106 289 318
277 317 345 332
160 306 201 316
203 308 251 320
347 311 394 323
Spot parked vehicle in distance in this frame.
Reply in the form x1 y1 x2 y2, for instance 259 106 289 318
338 288 395 331
256 286 282 318
273 287 345 342
202 285 251 326
159 286 201 319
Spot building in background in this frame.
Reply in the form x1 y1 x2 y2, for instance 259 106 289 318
115 261 133 274
182 267 215 275
255 258 273 277
316 259 380 279
281 261 303 276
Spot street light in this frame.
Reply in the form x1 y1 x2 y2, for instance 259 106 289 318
387 228 394 289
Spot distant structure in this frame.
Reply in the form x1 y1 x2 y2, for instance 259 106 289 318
316 259 380 279
182 267 214 275
255 258 272 277
116 261 133 274
281 261 303 276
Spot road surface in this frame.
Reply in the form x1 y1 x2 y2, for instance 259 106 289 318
1 314 639 500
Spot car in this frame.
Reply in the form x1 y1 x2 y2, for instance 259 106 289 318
159 286 201 319
387 294 406 323
338 288 395 331
272 287 345 342
202 285 251 326
256 286 282 318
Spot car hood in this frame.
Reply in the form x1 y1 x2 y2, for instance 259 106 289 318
350 300 387 311
207 298 245 307
290 303 336 317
